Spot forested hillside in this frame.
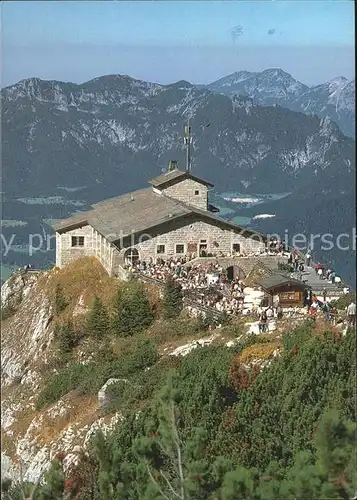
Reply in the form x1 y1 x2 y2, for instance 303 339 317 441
2 259 355 499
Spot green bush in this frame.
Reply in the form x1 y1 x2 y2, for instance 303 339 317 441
112 282 154 337
125 339 160 374
36 363 94 409
197 310 217 330
36 339 161 410
282 319 316 350
102 380 135 414
278 261 294 273
54 321 82 356
86 295 109 338
162 276 183 319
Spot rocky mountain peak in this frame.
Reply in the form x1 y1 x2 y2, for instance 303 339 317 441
260 68 294 79
205 68 355 137
166 80 194 89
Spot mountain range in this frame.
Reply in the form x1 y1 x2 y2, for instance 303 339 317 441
205 68 355 138
1 70 355 283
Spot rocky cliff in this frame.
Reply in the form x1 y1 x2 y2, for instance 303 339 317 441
1 262 124 482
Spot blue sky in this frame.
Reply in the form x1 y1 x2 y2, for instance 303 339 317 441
2 1 355 87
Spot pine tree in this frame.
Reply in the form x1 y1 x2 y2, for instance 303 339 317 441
133 374 210 500
54 284 68 315
162 276 183 320
112 282 154 337
37 459 65 500
314 409 356 499
86 295 109 338
55 321 77 355
217 310 231 327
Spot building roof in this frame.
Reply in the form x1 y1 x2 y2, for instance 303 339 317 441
259 273 307 291
149 169 214 189
52 187 266 243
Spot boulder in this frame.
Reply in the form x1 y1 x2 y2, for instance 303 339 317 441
97 378 128 409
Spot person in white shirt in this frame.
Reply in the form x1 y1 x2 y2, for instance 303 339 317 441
346 302 356 327
305 250 311 267
266 307 274 319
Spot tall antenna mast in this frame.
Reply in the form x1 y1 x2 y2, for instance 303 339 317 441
184 120 192 172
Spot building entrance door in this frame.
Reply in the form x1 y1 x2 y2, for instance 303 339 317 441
226 265 234 281
124 248 139 265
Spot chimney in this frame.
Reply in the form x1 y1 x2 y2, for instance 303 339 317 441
168 160 178 172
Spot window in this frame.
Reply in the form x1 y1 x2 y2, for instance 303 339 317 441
176 244 184 254
194 190 200 195
232 243 241 253
157 244 165 254
200 239 207 243
71 236 84 247
280 291 299 301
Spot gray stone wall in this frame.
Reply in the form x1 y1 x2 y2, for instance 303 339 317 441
160 179 208 210
56 225 95 268
57 225 119 276
119 216 265 263
56 216 265 276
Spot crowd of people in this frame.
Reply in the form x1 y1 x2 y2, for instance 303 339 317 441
126 256 248 315
123 254 354 329
313 263 341 284
306 294 338 323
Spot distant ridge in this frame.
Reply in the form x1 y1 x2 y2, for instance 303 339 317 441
202 67 355 138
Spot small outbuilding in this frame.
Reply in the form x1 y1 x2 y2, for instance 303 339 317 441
258 273 308 308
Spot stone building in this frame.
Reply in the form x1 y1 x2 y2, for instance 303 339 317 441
53 168 267 278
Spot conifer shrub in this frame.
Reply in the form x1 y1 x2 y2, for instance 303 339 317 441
217 310 231 327
111 282 154 337
126 339 160 373
9 408 357 500
26 322 357 499
162 276 183 319
196 310 217 330
54 321 82 356
229 363 261 392
86 295 109 338
282 319 316 350
101 379 136 414
36 338 161 409
36 363 94 410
